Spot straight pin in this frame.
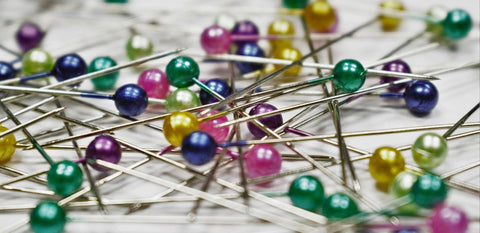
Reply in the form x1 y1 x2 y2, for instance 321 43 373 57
0 48 186 105
214 78 414 128
0 107 64 139
0 96 58 124
109 138 328 225
0 166 47 185
53 96 108 214
228 60 250 205
441 160 480 179
0 169 53 196
0 100 55 165
332 100 361 192
202 59 478 121
443 102 480 138
247 126 479 185
189 52 439 81
95 160 319 232
210 17 378 110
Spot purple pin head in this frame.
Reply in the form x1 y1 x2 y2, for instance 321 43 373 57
16 22 44 53
247 103 283 138
85 135 122 171
380 60 412 93
231 20 259 46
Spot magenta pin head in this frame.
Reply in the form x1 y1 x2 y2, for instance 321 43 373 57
85 135 122 171
245 144 282 179
198 110 230 143
429 204 469 233
200 25 232 54
247 103 283 138
137 68 170 99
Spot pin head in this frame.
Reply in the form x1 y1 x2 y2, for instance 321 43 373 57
137 68 170 99
442 9 472 40
403 80 438 115
267 18 295 50
247 103 283 138
231 20 259 46
282 0 308 9
86 135 122 172
410 174 448 208
390 171 419 198
235 43 265 74
21 48 54 75
16 22 44 53
214 13 237 31
0 61 16 81
429 204 469 233
200 25 232 54
322 192 360 220
30 201 66 233
368 146 406 185
181 130 216 165
389 170 420 213
166 56 200 88
380 60 411 93
378 0 405 31
126 34 153 60
52 53 87 83
163 112 199 147
113 84 149 116
0 125 17 164
198 110 230 143
426 5 448 35
165 88 201 112
271 45 302 76
245 144 282 179
304 0 337 32
332 59 366 93
199 79 232 104
88 56 119 90
412 132 447 170
288 175 325 212
47 160 84 196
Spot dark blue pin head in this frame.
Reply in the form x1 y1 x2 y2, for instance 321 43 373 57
52 53 87 84
235 43 265 74
113 84 149 116
404 80 439 115
0 61 17 81
199 79 232 105
181 131 217 166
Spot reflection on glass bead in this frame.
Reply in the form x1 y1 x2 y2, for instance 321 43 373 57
89 56 119 90
163 112 200 147
47 160 84 196
412 132 447 170
322 192 360 220
410 174 448 208
30 201 66 233
368 146 405 184
288 175 325 212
